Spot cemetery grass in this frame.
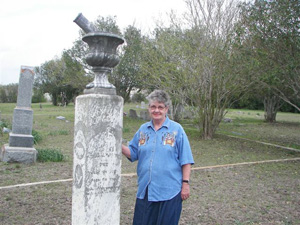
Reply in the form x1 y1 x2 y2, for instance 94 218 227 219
0 103 300 224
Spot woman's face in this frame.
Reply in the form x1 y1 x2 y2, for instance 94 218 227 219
148 101 168 123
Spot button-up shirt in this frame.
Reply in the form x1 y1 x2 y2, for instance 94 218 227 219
128 116 194 201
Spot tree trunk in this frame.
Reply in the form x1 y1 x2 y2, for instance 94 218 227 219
263 95 281 123
52 92 58 106
202 117 213 140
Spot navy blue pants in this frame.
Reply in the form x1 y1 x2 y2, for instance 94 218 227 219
133 188 182 225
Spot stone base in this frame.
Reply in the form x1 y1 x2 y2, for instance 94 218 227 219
84 87 116 95
9 133 34 148
1 144 37 164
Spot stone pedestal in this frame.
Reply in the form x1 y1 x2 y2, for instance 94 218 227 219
72 93 123 225
1 66 37 164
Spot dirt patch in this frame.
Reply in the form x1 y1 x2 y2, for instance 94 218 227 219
1 161 299 225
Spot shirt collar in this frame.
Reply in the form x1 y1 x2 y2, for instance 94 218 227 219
147 116 170 130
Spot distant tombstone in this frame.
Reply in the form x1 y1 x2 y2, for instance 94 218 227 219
223 118 233 123
129 109 138 118
141 101 146 109
140 110 151 121
232 131 243 136
3 127 11 133
1 66 37 163
56 116 66 120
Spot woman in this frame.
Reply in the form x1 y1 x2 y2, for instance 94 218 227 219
122 90 194 225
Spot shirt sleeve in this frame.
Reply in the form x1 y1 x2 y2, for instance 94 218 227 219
128 130 140 162
177 126 194 166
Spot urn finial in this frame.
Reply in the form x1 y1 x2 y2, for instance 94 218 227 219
74 13 125 95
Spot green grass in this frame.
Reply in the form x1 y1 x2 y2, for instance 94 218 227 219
1 102 300 176
0 102 300 224
48 130 69 136
32 129 42 144
36 148 65 162
1 102 299 164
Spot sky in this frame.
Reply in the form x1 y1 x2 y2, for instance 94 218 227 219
0 0 186 85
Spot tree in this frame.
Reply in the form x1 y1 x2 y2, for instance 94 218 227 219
142 0 249 139
0 84 18 103
140 26 193 121
34 53 86 106
35 58 65 106
237 0 300 122
112 25 145 102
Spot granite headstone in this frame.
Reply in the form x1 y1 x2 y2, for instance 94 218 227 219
1 66 37 163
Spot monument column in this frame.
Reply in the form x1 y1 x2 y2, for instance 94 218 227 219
1 66 37 163
72 14 124 225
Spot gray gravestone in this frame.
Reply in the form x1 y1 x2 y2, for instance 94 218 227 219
1 66 37 163
140 110 151 121
72 13 124 225
129 109 138 119
72 94 123 224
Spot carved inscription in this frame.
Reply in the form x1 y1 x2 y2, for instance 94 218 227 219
74 164 83 189
74 130 86 160
85 127 121 202
72 95 123 224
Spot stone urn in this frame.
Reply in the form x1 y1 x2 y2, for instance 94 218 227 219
74 13 124 95
83 33 124 94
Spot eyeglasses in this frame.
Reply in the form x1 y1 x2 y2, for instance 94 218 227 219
149 105 166 111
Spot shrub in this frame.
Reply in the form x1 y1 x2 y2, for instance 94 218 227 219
131 92 146 103
36 148 65 162
0 120 9 128
32 129 42 144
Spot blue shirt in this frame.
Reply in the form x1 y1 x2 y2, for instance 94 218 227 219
128 116 194 201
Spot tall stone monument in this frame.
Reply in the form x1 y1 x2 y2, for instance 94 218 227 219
1 66 37 163
72 13 124 225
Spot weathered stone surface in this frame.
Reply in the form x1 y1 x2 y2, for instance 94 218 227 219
1 144 37 164
16 66 35 108
9 133 34 148
129 109 138 118
1 66 36 163
84 87 116 95
140 110 151 121
72 94 123 225
11 108 33 135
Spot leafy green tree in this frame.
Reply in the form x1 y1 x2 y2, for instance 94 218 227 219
35 58 65 106
140 26 192 121
237 0 300 122
0 84 18 103
112 25 145 102
142 0 249 139
93 15 122 35
0 85 7 103
34 52 86 106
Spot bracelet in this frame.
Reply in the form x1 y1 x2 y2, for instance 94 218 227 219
182 180 189 184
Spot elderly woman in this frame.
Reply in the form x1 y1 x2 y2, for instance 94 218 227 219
122 90 194 225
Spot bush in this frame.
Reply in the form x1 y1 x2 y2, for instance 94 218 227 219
32 129 42 144
36 148 65 162
32 90 46 103
131 92 146 103
0 120 9 129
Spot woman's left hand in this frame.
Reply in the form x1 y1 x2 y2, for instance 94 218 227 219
181 183 190 200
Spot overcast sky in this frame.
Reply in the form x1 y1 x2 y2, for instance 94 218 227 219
0 0 186 85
